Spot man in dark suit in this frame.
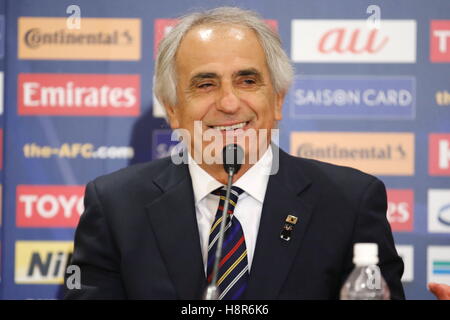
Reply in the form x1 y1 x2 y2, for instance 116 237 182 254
65 6 404 300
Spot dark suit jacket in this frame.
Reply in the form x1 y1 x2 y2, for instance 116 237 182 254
65 148 404 299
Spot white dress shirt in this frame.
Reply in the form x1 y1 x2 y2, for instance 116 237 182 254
187 147 273 275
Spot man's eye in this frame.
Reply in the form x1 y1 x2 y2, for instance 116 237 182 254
198 83 214 89
242 79 256 85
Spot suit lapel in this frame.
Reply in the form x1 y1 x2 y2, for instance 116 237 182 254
145 161 206 299
245 149 314 299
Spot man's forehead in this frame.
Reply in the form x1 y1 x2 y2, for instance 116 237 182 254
175 23 267 79
186 23 253 41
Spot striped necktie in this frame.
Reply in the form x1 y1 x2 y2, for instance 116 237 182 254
207 186 249 300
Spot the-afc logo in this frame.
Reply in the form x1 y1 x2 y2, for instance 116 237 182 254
387 189 414 232
429 134 450 176
16 185 85 227
430 20 450 62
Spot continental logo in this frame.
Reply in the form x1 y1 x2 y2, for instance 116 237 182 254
18 73 140 116
291 132 415 175
18 17 140 60
15 241 73 284
23 142 134 160
16 185 85 228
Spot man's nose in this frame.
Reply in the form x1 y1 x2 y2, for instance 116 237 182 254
216 82 240 113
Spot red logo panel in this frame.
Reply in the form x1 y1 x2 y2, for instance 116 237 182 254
430 20 450 62
387 189 414 232
16 185 85 227
429 133 450 176
18 73 140 116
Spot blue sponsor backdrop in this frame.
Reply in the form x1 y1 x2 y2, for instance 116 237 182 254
0 0 4 290
290 76 416 119
1 0 450 299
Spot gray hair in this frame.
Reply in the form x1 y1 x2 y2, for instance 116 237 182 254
154 6 294 107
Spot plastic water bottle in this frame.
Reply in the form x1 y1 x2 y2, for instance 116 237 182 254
340 243 390 300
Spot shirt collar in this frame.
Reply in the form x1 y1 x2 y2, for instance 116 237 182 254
188 147 273 204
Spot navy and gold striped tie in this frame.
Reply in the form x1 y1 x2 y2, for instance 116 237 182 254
207 186 249 300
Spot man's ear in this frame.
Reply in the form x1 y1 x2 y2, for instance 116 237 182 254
163 102 180 129
274 91 286 121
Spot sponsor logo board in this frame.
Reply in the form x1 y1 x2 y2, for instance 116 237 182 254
290 76 415 119
291 20 416 63
18 17 141 60
430 20 450 62
428 189 450 233
16 185 85 228
15 241 73 284
290 132 414 175
396 245 414 282
428 246 450 286
18 73 140 116
387 189 414 232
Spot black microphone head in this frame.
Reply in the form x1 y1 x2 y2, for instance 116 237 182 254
222 144 244 174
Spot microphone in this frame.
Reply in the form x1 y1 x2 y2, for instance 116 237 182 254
204 144 244 300
222 144 243 175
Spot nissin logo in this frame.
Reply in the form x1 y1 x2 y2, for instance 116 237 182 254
291 20 416 63
290 76 415 119
16 185 85 228
18 73 140 116
387 189 414 232
429 134 450 176
430 20 450 62
15 241 73 284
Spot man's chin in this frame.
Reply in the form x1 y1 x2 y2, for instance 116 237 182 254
189 142 266 167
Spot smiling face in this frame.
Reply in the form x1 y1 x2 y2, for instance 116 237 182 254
164 24 285 181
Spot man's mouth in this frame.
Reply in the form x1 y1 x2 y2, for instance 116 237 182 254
208 121 248 131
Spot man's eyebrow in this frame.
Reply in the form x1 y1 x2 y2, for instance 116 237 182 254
234 68 262 78
189 69 262 86
190 72 219 84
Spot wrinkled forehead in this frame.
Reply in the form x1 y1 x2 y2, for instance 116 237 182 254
175 24 266 74
187 23 251 40
177 23 261 56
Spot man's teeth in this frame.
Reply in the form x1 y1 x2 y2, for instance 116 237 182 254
212 122 246 131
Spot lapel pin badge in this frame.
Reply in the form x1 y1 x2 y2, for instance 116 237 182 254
280 215 298 241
